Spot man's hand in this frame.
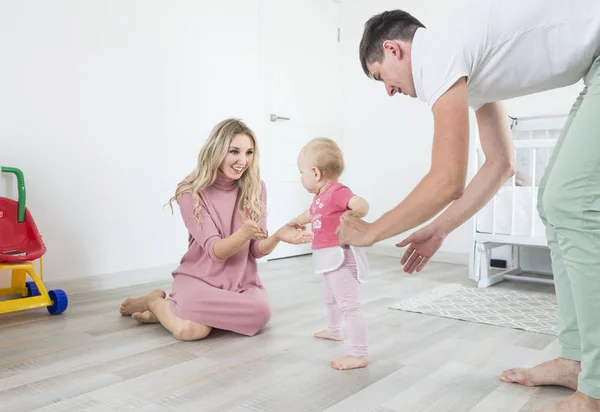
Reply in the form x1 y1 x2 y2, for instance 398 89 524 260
336 212 377 247
396 226 447 274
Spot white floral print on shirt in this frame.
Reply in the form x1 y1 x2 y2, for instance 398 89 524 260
311 198 325 230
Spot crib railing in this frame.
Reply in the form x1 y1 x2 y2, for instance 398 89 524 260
470 114 567 287
474 115 566 241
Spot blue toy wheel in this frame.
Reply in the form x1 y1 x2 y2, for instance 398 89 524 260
26 281 40 297
47 289 68 315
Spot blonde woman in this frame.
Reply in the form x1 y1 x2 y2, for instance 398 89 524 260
120 118 312 341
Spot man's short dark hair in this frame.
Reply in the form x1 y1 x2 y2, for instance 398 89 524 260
359 10 425 78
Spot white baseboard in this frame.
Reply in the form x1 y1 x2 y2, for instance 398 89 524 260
45 260 273 294
45 263 178 294
367 244 469 266
42 246 468 295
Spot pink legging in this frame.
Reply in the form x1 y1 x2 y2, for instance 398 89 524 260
322 249 368 357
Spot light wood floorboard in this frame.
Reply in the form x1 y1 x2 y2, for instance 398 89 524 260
0 255 566 412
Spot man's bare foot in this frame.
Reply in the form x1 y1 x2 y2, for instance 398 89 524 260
119 289 166 316
500 358 581 390
314 330 343 341
330 355 369 370
538 392 600 412
132 310 159 324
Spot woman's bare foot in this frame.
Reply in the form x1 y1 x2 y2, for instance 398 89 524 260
500 358 581 390
132 310 159 324
538 392 600 412
330 355 369 370
314 330 343 341
119 289 166 316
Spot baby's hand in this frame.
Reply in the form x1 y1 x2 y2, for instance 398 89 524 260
276 224 313 245
287 219 306 231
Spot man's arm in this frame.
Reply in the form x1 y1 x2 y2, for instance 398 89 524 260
428 101 515 235
368 77 471 243
397 100 516 273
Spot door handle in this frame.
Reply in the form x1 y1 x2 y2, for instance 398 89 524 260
270 114 290 122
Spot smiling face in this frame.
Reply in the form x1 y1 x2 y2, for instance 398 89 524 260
366 40 416 98
219 133 255 180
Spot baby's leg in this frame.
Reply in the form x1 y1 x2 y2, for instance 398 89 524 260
326 255 368 370
314 276 344 341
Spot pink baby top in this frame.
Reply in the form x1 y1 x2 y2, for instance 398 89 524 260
311 182 354 249
309 182 369 282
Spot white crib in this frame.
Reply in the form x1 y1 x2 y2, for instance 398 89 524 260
469 114 568 288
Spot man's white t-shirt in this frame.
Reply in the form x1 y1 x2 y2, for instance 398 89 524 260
411 0 600 111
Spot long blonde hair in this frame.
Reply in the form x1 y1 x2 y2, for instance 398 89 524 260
168 118 264 223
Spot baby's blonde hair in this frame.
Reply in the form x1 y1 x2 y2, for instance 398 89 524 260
168 118 264 223
304 137 344 179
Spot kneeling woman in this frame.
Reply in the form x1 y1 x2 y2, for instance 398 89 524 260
120 118 312 341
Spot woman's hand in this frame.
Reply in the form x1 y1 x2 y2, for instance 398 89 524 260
396 225 447 274
276 224 313 245
240 207 268 241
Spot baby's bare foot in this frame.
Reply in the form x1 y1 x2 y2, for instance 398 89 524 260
537 392 600 412
119 289 166 316
314 330 344 341
132 310 159 324
500 358 581 390
330 355 369 370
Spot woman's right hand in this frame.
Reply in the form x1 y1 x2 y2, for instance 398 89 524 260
240 207 268 241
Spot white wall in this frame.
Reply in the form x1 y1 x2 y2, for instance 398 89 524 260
0 0 584 283
339 0 583 265
0 1 262 281
505 86 582 118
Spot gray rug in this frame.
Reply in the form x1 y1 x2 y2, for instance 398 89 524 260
390 283 559 336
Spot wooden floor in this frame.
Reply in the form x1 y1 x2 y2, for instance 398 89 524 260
0 254 569 412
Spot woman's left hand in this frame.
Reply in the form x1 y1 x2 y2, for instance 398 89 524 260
396 225 447 274
276 224 313 245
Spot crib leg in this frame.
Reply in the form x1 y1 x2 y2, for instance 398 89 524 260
477 243 493 288
477 243 506 288
477 243 525 288
512 244 520 271
469 240 477 281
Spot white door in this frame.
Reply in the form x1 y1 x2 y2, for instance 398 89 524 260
258 0 341 260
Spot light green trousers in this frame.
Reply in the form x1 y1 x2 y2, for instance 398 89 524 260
537 55 600 399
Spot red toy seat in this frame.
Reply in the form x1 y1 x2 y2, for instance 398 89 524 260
0 197 46 263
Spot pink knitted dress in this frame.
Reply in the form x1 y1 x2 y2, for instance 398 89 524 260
167 171 271 336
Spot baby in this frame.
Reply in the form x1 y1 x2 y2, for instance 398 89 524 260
290 137 370 370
